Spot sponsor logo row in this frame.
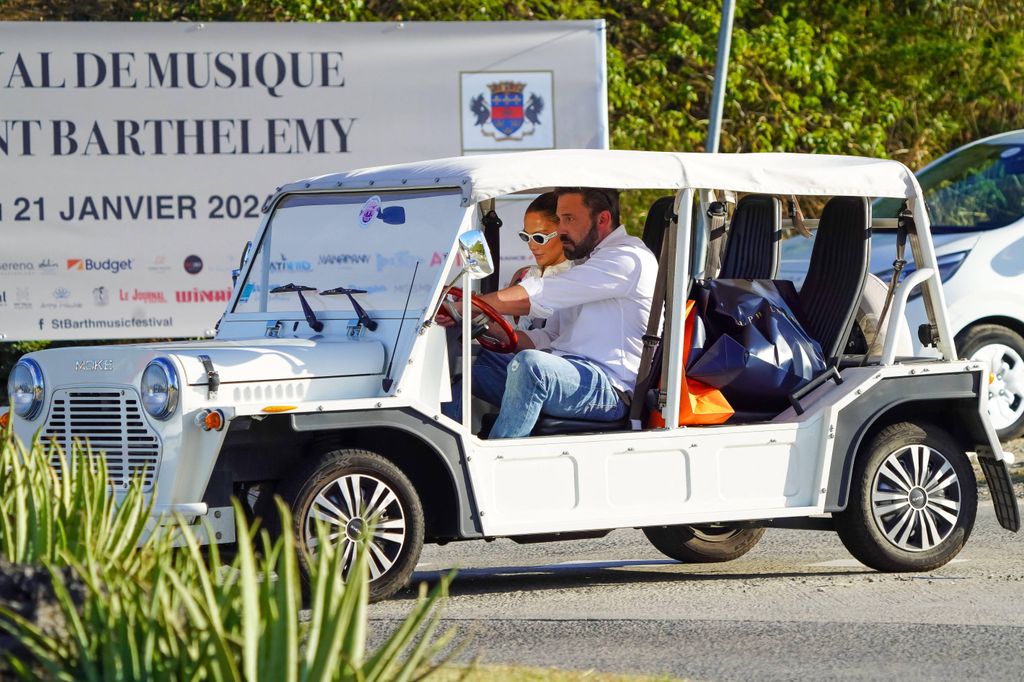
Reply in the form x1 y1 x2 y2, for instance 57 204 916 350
0 287 232 310
0 255 206 275
2 251 449 277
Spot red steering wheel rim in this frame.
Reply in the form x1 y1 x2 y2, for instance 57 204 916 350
446 287 518 353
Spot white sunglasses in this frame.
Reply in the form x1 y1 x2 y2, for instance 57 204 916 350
518 230 560 245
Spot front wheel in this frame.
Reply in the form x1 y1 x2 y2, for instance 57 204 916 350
835 422 977 572
273 448 425 603
643 524 766 563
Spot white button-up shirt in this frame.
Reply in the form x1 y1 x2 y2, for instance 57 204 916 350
518 226 658 392
513 258 573 333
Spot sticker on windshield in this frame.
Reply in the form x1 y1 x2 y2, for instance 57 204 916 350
358 196 382 226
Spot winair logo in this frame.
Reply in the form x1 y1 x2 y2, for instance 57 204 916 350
74 359 113 371
67 258 134 274
175 288 232 303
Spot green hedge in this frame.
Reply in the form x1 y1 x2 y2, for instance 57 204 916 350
2 1 1022 385
3 0 1022 166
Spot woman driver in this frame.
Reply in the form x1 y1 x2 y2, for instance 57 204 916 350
508 192 572 332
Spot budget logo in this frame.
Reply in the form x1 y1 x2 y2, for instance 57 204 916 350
67 258 134 274
462 71 554 151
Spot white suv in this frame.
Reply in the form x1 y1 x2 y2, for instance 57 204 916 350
6 150 1020 601
872 130 1024 440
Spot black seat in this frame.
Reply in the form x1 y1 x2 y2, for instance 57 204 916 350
718 194 781 279
479 412 631 439
641 195 675 259
797 196 871 365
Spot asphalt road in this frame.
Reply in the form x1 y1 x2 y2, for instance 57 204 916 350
369 499 1024 681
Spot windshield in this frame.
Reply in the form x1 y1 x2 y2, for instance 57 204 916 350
874 141 1024 231
233 189 462 316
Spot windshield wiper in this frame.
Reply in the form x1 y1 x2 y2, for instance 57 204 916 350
269 283 323 332
320 287 379 331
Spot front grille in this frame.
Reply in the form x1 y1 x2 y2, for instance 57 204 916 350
43 389 161 491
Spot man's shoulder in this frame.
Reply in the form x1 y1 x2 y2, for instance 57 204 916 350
604 232 657 263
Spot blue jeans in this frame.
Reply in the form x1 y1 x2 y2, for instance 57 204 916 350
443 349 627 439
442 349 514 420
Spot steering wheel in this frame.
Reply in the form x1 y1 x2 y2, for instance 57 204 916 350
441 287 518 353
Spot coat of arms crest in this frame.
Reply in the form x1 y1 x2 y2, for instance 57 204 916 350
469 80 545 141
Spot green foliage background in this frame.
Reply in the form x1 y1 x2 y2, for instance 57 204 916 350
1 0 1023 390
3 0 1023 168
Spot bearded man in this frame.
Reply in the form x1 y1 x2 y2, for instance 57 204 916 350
470 187 658 438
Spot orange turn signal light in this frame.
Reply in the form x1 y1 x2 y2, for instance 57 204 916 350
195 408 225 432
262 405 297 413
0 411 9 429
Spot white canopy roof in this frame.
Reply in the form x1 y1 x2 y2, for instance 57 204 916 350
281 149 921 204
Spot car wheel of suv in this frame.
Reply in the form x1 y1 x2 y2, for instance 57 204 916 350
836 421 977 572
959 324 1024 440
272 448 425 603
642 524 766 563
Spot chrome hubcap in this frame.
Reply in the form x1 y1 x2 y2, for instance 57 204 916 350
871 444 962 552
970 342 1024 431
304 473 407 581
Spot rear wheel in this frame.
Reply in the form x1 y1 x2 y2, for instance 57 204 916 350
836 422 976 572
643 524 766 563
959 323 1024 440
272 448 425 603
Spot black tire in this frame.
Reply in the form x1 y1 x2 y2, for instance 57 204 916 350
836 422 977 572
271 448 425 603
958 323 1024 440
643 524 766 563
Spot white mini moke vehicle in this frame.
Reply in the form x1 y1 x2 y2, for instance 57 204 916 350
6 150 1021 601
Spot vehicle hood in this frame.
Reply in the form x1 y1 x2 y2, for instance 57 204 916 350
156 339 386 385
27 338 386 387
869 232 979 275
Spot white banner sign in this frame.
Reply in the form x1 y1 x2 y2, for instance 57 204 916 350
0 20 607 340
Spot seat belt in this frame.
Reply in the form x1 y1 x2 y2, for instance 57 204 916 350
703 192 730 277
787 195 812 238
863 202 912 364
629 205 677 429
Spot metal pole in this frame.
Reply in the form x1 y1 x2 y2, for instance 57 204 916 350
705 0 736 153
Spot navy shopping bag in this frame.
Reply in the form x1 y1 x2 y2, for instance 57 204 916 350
687 279 826 407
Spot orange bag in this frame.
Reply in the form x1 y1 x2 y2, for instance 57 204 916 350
647 300 734 427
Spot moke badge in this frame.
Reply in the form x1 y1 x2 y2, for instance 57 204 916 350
75 359 113 371
358 196 382 226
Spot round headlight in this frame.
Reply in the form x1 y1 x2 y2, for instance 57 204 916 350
141 358 179 420
7 358 44 420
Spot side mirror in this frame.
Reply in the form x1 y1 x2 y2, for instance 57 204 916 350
457 229 494 279
239 241 254 269
232 240 254 286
